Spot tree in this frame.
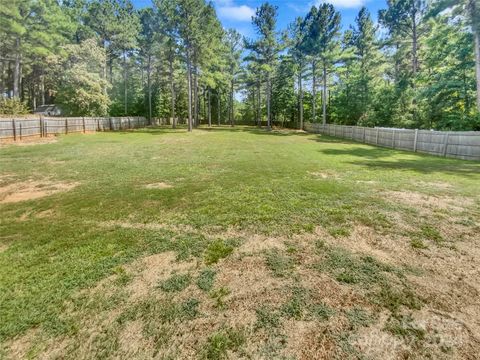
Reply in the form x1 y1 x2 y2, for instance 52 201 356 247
224 29 242 127
54 38 111 116
249 3 281 129
289 17 307 129
306 3 341 125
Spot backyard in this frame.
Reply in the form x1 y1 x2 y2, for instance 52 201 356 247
1 127 479 359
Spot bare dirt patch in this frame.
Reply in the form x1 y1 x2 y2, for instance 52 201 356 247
144 182 173 189
0 180 78 203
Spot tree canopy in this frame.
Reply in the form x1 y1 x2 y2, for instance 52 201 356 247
0 0 479 131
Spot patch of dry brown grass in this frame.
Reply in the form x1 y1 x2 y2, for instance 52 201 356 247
0 179 78 203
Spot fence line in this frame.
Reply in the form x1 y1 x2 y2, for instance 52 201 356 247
0 116 148 142
304 123 480 161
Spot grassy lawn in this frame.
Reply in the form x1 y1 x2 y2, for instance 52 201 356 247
1 126 479 359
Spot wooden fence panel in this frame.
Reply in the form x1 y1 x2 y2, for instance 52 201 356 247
0 116 148 142
304 123 480 161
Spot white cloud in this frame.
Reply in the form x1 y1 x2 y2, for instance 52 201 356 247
215 1 255 22
316 0 367 9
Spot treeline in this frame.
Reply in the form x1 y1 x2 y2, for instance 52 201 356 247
1 0 479 131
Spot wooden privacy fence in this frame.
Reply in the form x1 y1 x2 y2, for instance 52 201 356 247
0 116 148 142
304 123 480 161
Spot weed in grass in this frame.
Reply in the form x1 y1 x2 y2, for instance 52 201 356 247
113 266 132 286
316 244 422 314
196 268 216 292
281 286 307 320
419 225 443 244
319 247 394 285
264 249 294 277
328 226 351 238
255 306 281 331
173 234 209 261
204 239 235 265
179 298 200 320
210 287 230 309
201 327 245 360
384 314 426 342
284 241 299 254
345 308 374 329
159 273 191 292
310 303 335 321
374 285 422 313
410 238 428 249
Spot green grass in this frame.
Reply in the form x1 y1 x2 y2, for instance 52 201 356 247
196 268 216 292
0 126 479 358
159 273 192 292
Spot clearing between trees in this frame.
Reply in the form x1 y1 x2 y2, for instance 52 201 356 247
0 127 479 359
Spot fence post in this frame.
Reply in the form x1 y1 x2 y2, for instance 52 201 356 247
413 129 418 152
12 119 16 141
376 128 379 145
40 116 43 137
443 132 450 157
363 127 366 143
392 129 396 148
82 117 86 133
128 117 131 129
19 123 22 140
97 118 100 132
109 117 113 131
65 118 68 134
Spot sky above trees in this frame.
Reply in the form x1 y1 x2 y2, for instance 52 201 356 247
133 0 387 38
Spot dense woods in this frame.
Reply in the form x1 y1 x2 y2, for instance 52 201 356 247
1 0 479 130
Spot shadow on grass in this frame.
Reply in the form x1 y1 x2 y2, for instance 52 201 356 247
348 159 480 176
319 147 397 159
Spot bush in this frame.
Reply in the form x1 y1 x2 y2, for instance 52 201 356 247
0 98 30 115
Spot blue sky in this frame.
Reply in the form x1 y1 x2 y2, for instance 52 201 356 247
133 0 388 38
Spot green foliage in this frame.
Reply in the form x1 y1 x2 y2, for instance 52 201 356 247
0 98 30 115
209 287 230 309
204 239 235 265
202 327 245 360
54 39 111 116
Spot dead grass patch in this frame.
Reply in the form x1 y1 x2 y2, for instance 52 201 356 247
308 170 340 179
0 180 78 203
126 251 196 300
384 190 474 214
144 182 173 189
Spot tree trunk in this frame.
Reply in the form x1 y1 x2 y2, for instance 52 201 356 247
475 29 480 112
230 79 234 126
124 51 128 115
40 73 45 105
193 65 199 127
186 49 193 132
0 61 4 99
147 54 152 124
13 37 21 99
102 40 108 95
322 62 327 126
257 82 261 127
208 88 211 127
267 74 271 129
169 55 176 128
312 60 316 122
217 90 221 126
298 68 303 130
